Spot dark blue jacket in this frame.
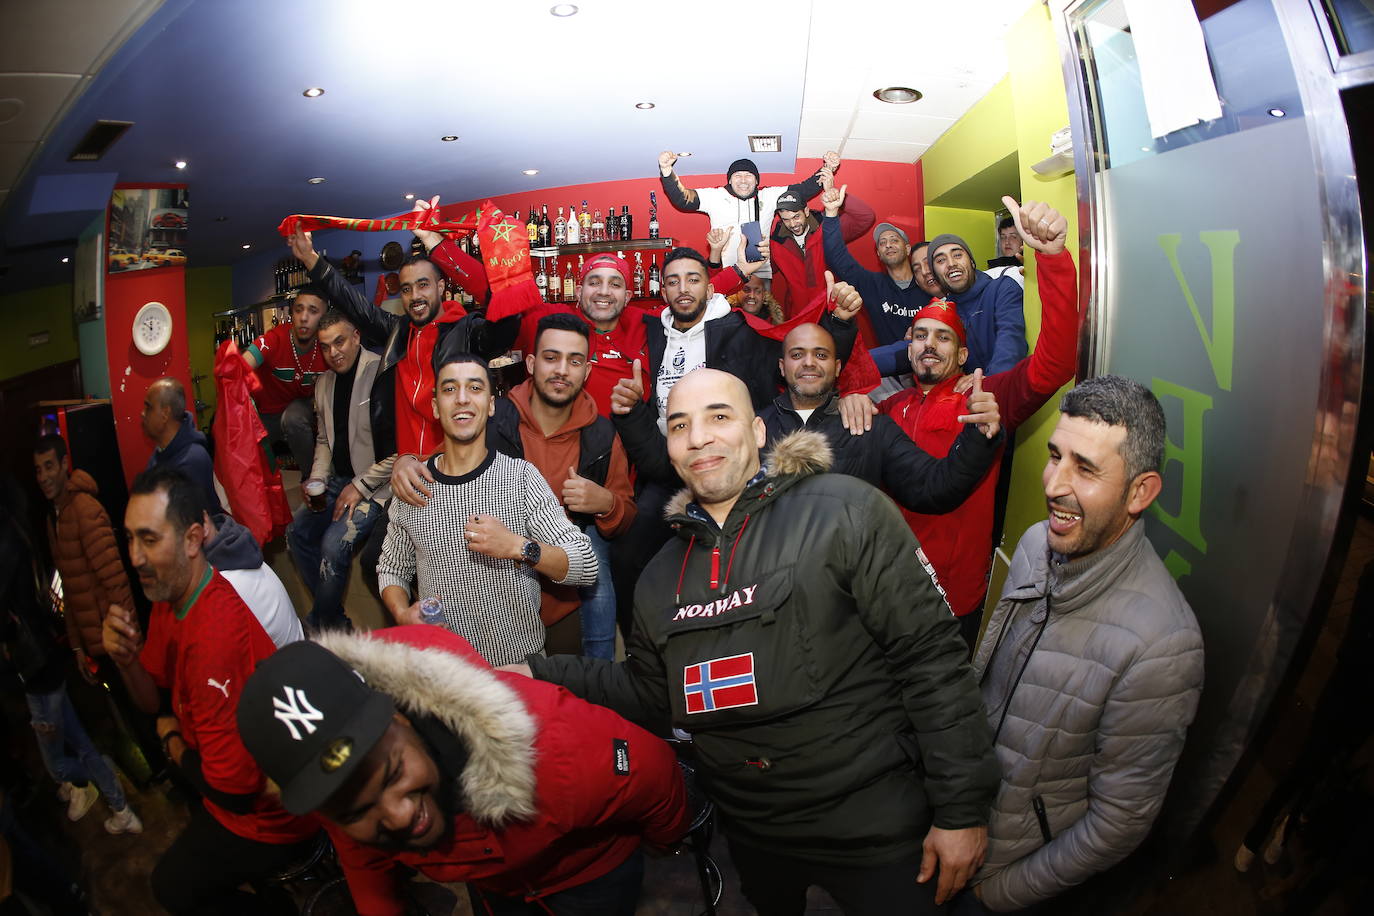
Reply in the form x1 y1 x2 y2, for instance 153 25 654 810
146 412 224 515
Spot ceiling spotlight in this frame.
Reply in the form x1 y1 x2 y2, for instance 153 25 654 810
441 135 459 141
174 160 187 169
61 256 70 263
404 193 416 200
522 168 540 176
677 151 693 157
550 3 579 16
242 243 251 249
873 86 923 104
635 102 655 110
1268 107 1286 118
303 87 325 98
308 177 326 184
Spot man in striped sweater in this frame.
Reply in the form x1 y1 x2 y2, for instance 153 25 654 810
376 352 596 666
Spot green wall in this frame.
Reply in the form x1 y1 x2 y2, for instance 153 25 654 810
921 79 1017 203
924 206 999 270
186 266 233 414
0 283 79 383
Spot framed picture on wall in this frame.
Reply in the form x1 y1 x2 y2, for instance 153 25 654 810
107 186 188 273
73 227 103 323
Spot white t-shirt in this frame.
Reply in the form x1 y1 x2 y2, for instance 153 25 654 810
220 566 303 648
794 408 816 424
693 186 793 278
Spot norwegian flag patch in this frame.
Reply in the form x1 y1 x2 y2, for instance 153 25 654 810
683 653 759 714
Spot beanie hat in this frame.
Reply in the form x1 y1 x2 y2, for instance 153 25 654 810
579 253 632 287
726 158 760 183
927 233 974 273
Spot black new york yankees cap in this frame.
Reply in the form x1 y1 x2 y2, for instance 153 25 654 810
237 640 395 815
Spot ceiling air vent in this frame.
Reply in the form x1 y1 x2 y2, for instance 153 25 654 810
748 135 782 154
67 120 133 162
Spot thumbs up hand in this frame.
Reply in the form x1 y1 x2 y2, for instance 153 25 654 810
826 270 863 321
561 465 614 516
1002 195 1067 256
957 369 1001 439
611 359 645 416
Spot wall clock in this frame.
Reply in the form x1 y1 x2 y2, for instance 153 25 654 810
133 301 173 355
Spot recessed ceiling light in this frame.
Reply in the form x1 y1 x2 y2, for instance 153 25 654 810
635 102 655 110
873 86 923 104
1140 146 1151 152
404 193 415 200
522 169 540 176
174 160 187 169
61 256 70 263
242 243 251 249
550 3 579 16
1268 107 1286 118
441 135 459 142
303 87 325 98
308 177 326 184
677 151 693 157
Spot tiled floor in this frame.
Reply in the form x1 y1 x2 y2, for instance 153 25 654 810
6 481 1370 914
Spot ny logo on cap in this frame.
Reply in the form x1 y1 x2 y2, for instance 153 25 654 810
273 686 324 741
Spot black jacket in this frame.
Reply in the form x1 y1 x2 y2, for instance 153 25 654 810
531 431 998 864
760 392 1003 514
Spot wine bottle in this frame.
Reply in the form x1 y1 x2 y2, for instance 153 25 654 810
648 253 661 296
633 252 645 298
538 205 551 248
607 205 619 242
554 207 567 246
648 191 659 239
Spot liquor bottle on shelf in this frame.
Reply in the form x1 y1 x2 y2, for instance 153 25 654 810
578 200 592 240
607 206 619 242
554 207 567 246
547 258 560 301
648 253 661 297
592 208 604 242
526 209 538 245
633 252 645 298
648 191 659 239
535 256 548 300
562 259 574 301
565 203 579 244
620 205 632 241
538 205 551 248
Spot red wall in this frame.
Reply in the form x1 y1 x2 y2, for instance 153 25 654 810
432 157 924 276
105 266 193 486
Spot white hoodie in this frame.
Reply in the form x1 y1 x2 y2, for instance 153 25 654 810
654 293 733 433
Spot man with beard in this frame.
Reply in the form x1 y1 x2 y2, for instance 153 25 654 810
657 149 839 277
376 353 595 666
242 287 327 472
288 228 515 462
769 178 874 319
287 311 394 631
926 230 1026 375
236 629 689 915
839 197 1078 648
484 312 636 660
101 468 318 914
961 376 1203 913
516 368 999 915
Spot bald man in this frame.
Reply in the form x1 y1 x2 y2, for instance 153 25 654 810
519 367 998 915
142 377 223 514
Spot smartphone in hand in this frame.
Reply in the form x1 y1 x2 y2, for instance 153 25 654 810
741 221 764 263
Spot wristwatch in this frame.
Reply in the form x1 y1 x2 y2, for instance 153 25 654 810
520 539 542 566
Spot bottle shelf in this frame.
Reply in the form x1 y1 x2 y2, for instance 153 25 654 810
530 238 674 258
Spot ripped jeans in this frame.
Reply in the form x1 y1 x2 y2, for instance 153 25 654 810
287 475 383 631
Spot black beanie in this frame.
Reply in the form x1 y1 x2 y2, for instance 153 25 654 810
726 158 760 183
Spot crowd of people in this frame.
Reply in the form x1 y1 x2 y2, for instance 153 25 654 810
0 153 1205 916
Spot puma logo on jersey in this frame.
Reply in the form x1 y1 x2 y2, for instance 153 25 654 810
207 677 231 698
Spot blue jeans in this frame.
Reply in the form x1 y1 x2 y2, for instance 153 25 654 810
26 683 126 810
580 526 618 660
287 475 383 631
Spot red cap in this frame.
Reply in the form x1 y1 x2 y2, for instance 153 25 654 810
911 298 966 344
579 253 632 287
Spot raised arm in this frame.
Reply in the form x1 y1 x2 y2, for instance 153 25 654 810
820 187 870 286
291 227 397 347
658 150 700 211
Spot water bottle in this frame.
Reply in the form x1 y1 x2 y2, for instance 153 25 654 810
419 597 444 625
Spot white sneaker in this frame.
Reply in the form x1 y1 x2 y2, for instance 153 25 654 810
1263 815 1289 865
66 783 98 821
104 806 143 835
57 781 73 802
